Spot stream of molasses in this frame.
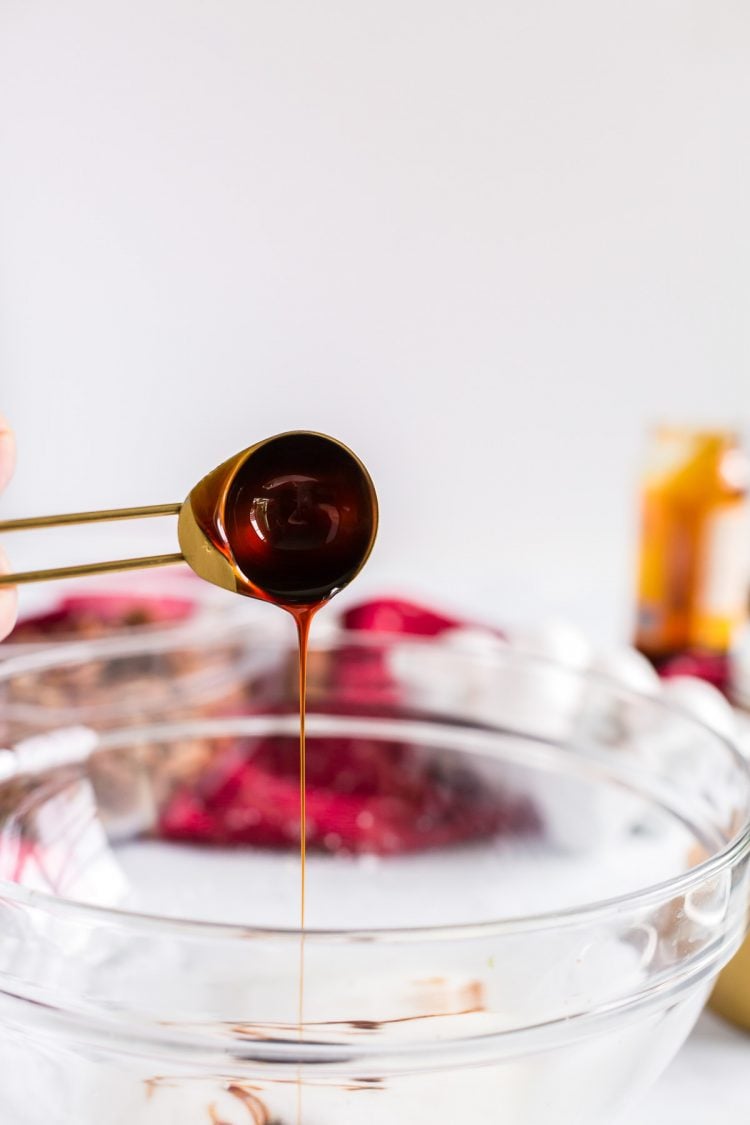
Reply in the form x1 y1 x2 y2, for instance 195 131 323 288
205 432 377 1123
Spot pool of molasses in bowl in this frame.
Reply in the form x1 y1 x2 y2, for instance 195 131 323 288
0 628 747 1125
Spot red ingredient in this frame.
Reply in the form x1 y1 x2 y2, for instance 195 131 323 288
0 839 40 884
656 650 730 693
60 592 195 624
327 643 400 707
342 597 463 637
10 591 196 641
342 596 505 641
334 597 504 707
159 735 536 855
159 597 526 856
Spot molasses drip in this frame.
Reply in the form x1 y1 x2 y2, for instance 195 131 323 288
194 431 378 1124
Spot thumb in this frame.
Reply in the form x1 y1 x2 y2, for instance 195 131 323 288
0 546 17 641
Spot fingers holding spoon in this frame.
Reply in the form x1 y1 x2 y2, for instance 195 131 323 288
0 416 18 639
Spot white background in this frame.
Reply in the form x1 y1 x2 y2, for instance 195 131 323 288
1 6 750 1117
1 0 748 638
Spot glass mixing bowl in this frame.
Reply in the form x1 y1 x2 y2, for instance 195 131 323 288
0 623 747 1125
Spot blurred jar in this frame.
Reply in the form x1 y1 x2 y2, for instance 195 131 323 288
634 428 750 685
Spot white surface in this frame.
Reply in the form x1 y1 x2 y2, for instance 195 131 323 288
1 1 749 642
113 828 693 928
97 832 750 1120
632 1012 750 1123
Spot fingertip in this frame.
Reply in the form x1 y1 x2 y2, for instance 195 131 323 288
0 420 16 493
0 590 17 642
0 546 17 641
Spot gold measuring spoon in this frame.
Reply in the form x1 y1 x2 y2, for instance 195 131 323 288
0 431 378 606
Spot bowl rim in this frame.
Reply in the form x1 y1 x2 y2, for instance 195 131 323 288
0 626 748 945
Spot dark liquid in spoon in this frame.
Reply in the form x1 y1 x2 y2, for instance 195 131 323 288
195 432 377 1123
223 431 377 607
